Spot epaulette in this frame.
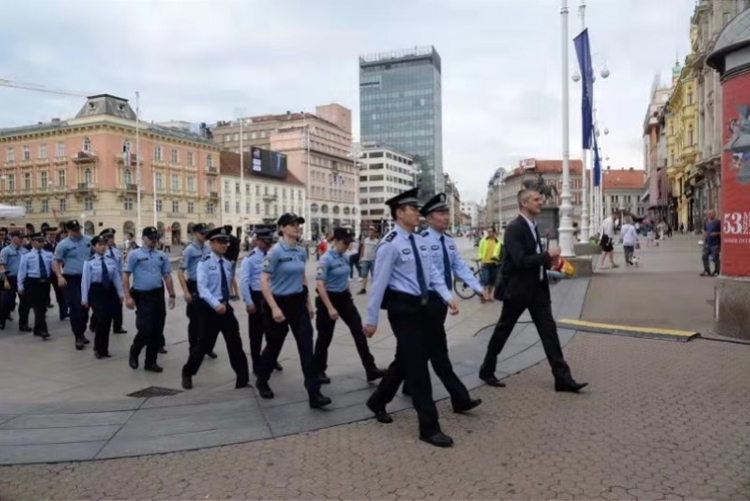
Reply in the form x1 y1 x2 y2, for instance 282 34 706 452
420 230 430 238
384 231 397 242
200 255 211 261
88 255 96 260
248 250 256 257
444 231 453 238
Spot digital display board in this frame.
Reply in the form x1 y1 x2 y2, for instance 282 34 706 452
251 146 287 179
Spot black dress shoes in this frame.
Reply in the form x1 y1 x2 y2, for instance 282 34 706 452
94 351 103 360
82 335 90 345
158 347 167 354
205 351 218 359
555 379 588 393
316 372 331 384
453 398 483 413
309 392 332 409
274 361 283 371
113 329 128 334
128 349 139 369
19 325 32 333
182 375 193 390
144 363 163 373
40 332 50 340
255 380 274 399
235 381 251 389
479 374 506 387
75 337 85 350
366 367 386 382
420 431 454 448
366 398 393 424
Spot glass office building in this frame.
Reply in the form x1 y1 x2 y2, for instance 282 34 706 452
359 46 443 200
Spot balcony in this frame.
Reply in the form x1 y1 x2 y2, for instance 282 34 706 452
262 194 278 202
208 191 219 199
123 183 138 193
53 156 68 165
72 151 97 164
35 157 51 166
75 182 96 193
115 153 138 167
20 159 34 169
120 210 138 217
167 212 182 219
205 166 218 175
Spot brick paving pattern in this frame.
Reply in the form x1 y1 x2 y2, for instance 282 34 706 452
2 332 749 500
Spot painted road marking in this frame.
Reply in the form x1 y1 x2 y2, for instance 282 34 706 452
558 319 700 342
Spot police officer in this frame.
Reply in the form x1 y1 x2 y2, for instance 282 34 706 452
364 187 459 448
53 220 93 349
42 226 65 316
223 225 241 300
123 226 176 372
17 232 53 340
0 230 30 331
239 225 283 375
313 227 384 384
81 235 125 359
255 213 331 409
100 229 128 334
181 227 250 390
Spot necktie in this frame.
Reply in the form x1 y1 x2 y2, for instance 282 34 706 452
219 259 230 303
38 251 47 279
533 225 544 282
101 257 111 287
439 235 452 288
109 247 115 259
408 235 428 300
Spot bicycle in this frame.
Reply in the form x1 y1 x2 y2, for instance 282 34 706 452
453 259 483 300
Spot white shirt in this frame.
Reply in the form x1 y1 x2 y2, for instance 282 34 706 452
520 213 544 281
601 216 614 238
621 224 638 246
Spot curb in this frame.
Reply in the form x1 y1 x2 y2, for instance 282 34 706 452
557 319 700 343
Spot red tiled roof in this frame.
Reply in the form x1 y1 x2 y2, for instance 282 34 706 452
602 168 647 190
505 159 583 180
219 151 305 186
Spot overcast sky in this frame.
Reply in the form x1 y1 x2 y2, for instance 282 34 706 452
0 0 697 204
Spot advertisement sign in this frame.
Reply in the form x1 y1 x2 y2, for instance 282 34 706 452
720 74 750 277
521 158 536 170
251 146 287 179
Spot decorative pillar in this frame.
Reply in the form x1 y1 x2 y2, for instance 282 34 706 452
707 15 750 340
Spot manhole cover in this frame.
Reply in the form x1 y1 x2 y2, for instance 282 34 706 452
127 386 182 398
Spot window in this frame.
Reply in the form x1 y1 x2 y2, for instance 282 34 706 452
688 93 693 105
299 190 302 200
255 185 260 196
7 174 14 191
23 145 30 161
264 203 269 215
235 182 240 194
40 171 48 189
224 181 230 193
41 199 49 213
172 201 179 213
207 154 213 168
688 127 694 146
233 134 239 141
82 137 92 153
39 143 48 159
83 168 92 184
154 145 163 161
206 202 215 214
171 174 179 190
207 180 214 193
155 173 163 189
6 147 14 163
124 169 132 184
84 197 93 211
224 201 230 213
245 202 250 213
187 151 194 166
235 201 240 213
124 197 133 210
24 173 31 189
245 183 250 195
187 177 195 192
56 142 65 157
187 201 194 214
25 200 32 213
255 203 260 214
60 198 67 212
171 149 178 164
156 199 163 212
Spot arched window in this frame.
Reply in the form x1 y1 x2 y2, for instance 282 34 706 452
82 137 91 153
124 169 132 184
84 168 92 184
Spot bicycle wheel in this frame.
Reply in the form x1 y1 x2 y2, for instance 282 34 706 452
453 272 477 300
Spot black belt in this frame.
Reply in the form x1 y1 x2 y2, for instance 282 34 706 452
383 289 429 309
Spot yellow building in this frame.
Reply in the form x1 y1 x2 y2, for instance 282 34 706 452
665 58 699 231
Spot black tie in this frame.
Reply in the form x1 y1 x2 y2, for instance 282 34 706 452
409 235 428 300
109 247 115 259
38 251 47 279
219 259 230 303
101 257 111 287
439 235 452 288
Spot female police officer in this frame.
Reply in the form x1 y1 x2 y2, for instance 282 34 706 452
254 213 331 409
81 235 124 358
313 227 384 384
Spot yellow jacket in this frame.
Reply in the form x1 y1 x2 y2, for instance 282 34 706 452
478 236 502 264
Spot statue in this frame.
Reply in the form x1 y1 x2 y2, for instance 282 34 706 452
522 173 558 203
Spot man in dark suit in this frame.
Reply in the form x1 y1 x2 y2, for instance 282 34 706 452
479 189 587 393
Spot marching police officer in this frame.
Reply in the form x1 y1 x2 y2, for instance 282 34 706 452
17 232 53 340
89 229 128 335
0 230 30 331
181 227 250 390
82 235 124 359
223 225 241 300
313 227 384 384
123 226 176 373
364 187 459 448
177 223 217 357
255 213 331 409
43 228 67 318
53 220 93 349
239 225 283 375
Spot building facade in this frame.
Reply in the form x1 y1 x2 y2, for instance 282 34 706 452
443 173 461 232
213 106 357 237
0 94 221 245
358 144 416 232
601 168 648 219
219 151 306 233
485 167 507 229
460 200 482 229
643 81 672 223
359 46 444 199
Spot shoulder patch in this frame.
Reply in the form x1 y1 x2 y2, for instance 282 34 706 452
384 231 397 242
88 256 96 260
421 230 429 237
444 231 453 238
248 250 256 257
200 255 211 261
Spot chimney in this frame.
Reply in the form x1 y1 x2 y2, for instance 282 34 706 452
286 111 291 120
51 118 60 123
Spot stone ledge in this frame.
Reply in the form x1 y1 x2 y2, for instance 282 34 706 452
566 256 594 278
558 318 700 342
574 243 600 256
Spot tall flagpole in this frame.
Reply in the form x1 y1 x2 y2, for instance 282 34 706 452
239 116 244 236
153 170 157 227
559 0 575 257
135 91 142 242
578 0 589 242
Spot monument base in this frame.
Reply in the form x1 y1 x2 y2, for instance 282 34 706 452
574 243 600 256
566 256 594 277
715 277 750 340
537 207 560 239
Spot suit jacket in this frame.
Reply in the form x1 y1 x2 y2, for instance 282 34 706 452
497 215 552 304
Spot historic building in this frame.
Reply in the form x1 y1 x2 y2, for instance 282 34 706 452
643 80 672 223
0 94 221 244
601 168 648 219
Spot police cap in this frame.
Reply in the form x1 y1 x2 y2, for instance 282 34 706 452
192 223 209 235
333 227 354 244
277 213 305 226
8 230 23 238
100 228 116 237
28 232 45 241
206 227 231 242
385 187 422 211
420 192 450 217
91 235 106 246
65 219 81 230
142 226 160 239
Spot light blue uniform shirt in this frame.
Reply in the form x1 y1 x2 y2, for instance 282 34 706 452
54 235 92 275
105 245 123 274
125 247 171 291
0 244 28 277
240 248 266 307
262 241 307 296
422 228 483 295
366 224 452 327
81 255 124 303
17 249 53 292
316 249 350 293
197 252 233 309
180 241 208 281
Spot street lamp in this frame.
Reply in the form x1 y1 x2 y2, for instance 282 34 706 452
347 150 362 233
558 0 575 257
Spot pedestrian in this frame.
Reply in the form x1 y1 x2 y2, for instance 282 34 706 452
53 220 92 349
477 227 501 301
313 227 385 384
701 210 721 277
0 230 30 331
346 236 360 280
254 212 332 409
43 228 67 319
17 232 53 340
364 187 459 448
357 227 379 295
81 235 124 358
176 223 217 358
239 225 283 375
181 227 250 390
597 211 618 269
123 226 176 373
621 216 638 266
479 189 587 393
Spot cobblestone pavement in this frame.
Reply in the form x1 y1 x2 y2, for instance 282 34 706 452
2 332 749 500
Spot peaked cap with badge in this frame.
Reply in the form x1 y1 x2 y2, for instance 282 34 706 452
142 226 160 239
277 213 305 226
420 192 450 217
333 227 354 244
207 227 231 241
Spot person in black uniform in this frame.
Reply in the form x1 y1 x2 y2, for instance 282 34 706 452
181 227 250 390
479 189 588 393
223 225 241 300
313 227 385 384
